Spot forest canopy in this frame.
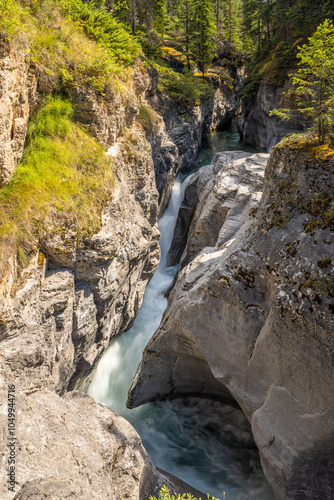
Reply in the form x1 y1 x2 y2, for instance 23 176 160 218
83 0 334 91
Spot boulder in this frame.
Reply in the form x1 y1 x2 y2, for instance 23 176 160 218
0 386 204 500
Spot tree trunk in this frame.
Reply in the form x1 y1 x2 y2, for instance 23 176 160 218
186 2 190 69
131 0 136 35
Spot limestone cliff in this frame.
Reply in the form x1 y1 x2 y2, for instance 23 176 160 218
0 38 37 187
0 47 239 393
140 65 242 213
128 143 334 499
0 29 240 497
238 82 308 151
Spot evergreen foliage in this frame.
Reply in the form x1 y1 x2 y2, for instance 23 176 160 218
190 0 216 77
59 0 141 64
271 20 334 145
154 0 168 35
173 0 193 68
0 0 141 97
158 67 215 104
221 0 242 49
241 0 334 90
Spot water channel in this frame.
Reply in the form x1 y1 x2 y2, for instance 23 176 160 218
88 120 275 500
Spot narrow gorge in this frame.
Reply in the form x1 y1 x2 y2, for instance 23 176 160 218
0 2 333 500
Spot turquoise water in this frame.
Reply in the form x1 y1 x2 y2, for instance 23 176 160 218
88 122 275 500
195 120 257 170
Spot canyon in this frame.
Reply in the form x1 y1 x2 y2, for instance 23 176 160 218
0 34 333 500
129 144 334 499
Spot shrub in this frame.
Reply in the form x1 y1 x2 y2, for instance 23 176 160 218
58 0 141 65
158 68 215 105
149 486 220 500
0 0 140 96
0 0 29 39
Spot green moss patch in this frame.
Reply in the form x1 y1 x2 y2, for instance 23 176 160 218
303 278 334 297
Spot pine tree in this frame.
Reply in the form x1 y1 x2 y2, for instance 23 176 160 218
241 0 264 50
291 19 334 143
154 0 168 35
190 0 216 77
222 0 242 48
174 0 193 68
271 20 334 144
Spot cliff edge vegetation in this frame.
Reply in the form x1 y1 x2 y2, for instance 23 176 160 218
0 0 140 86
0 96 114 278
0 0 141 275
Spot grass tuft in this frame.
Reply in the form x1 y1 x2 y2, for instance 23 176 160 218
137 105 160 130
149 486 220 500
0 96 115 274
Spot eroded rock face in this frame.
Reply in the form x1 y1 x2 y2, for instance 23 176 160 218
0 37 151 187
239 82 307 151
128 145 334 499
0 39 243 498
69 67 151 149
145 69 242 212
0 120 196 499
0 123 160 395
0 39 37 187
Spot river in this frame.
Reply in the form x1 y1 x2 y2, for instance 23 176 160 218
88 120 275 500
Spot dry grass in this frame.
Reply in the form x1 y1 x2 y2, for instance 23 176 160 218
0 0 140 96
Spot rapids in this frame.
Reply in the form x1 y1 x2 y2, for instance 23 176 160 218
88 121 274 500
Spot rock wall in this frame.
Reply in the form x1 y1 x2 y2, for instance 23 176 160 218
0 29 240 207
0 112 211 498
238 82 307 151
0 33 153 188
0 38 37 187
0 53 239 393
145 66 242 213
0 385 207 500
128 144 334 499
0 122 160 396
0 36 242 498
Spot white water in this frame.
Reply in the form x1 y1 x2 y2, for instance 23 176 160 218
88 173 275 500
88 175 189 415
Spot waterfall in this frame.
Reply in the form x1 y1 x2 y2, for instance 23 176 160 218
88 174 191 415
88 123 275 500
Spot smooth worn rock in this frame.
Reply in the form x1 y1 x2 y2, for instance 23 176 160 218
0 387 202 500
129 145 334 500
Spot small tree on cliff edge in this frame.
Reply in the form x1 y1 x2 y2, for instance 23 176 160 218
271 19 334 144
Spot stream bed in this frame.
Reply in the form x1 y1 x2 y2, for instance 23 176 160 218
88 120 275 500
